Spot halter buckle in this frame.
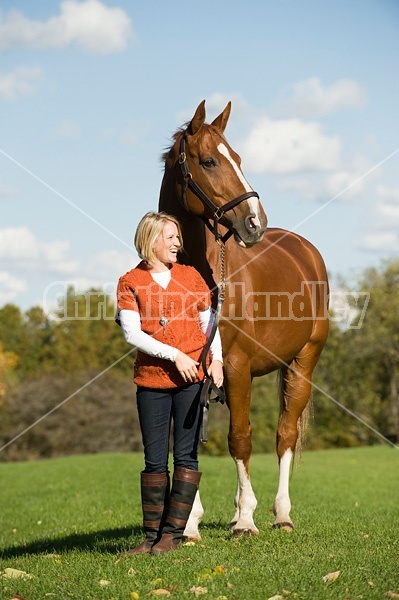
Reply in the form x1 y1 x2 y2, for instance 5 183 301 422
178 151 187 164
213 207 224 221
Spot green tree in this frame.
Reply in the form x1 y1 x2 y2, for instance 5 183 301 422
354 259 399 442
0 304 25 355
50 287 133 374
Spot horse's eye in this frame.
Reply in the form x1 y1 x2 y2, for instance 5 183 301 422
201 158 216 168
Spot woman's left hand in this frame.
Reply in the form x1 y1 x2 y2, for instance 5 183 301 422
207 360 224 388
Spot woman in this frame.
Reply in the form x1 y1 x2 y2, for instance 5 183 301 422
116 211 223 555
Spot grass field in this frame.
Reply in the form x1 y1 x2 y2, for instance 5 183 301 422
1 446 398 599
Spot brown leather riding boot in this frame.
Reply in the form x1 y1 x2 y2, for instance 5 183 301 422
151 467 201 554
124 471 169 555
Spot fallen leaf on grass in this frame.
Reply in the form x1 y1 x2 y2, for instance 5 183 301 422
130 593 140 600
189 587 208 595
10 595 26 600
99 579 111 586
322 571 340 583
1 568 34 580
148 590 171 597
267 596 285 600
199 565 227 581
386 592 399 599
212 566 227 575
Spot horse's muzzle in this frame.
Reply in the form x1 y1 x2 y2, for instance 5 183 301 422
233 212 267 247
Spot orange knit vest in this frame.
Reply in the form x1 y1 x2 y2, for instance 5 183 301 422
117 261 211 388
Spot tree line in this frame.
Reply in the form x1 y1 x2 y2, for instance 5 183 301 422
0 259 398 461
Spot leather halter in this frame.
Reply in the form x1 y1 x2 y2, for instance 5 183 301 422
178 133 260 244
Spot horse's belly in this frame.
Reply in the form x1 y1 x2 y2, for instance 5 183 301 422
250 318 314 375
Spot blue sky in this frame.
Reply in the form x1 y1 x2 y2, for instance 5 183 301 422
0 0 398 313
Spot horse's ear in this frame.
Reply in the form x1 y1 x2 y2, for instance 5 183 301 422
187 100 206 136
211 101 231 134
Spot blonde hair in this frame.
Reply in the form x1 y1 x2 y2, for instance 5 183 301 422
134 211 183 263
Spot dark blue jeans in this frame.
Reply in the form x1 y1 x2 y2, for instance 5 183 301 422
136 383 202 474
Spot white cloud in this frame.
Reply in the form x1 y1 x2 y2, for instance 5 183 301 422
80 249 135 291
0 227 39 260
240 117 341 174
358 185 399 253
0 0 133 55
378 202 399 221
324 170 366 201
373 185 399 228
0 271 27 305
0 226 78 273
376 184 399 203
277 168 366 203
0 66 43 101
358 231 399 252
0 227 134 309
278 77 366 117
41 248 134 317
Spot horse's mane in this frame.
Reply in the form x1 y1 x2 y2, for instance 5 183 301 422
160 125 186 164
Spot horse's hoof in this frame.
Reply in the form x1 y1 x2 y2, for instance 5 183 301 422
231 528 255 539
182 535 201 543
273 521 294 532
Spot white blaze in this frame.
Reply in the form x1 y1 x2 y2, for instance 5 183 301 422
217 143 261 223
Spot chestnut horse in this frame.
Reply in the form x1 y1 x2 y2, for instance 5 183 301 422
159 100 329 537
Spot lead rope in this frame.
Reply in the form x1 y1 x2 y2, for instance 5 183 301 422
200 239 226 443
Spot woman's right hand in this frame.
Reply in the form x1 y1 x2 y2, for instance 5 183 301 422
174 351 199 383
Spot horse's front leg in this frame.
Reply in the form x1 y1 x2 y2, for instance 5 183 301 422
230 456 258 537
226 371 258 537
183 490 203 542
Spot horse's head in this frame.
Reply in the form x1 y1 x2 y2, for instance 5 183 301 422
161 100 268 248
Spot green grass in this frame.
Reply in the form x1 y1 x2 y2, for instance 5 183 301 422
1 447 398 599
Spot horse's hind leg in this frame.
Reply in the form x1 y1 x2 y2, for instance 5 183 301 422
273 341 321 530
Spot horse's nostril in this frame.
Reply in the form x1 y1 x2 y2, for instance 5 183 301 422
245 213 259 233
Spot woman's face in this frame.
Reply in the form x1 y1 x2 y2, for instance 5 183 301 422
153 221 181 268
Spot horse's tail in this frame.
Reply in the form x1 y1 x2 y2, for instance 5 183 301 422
277 369 313 464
